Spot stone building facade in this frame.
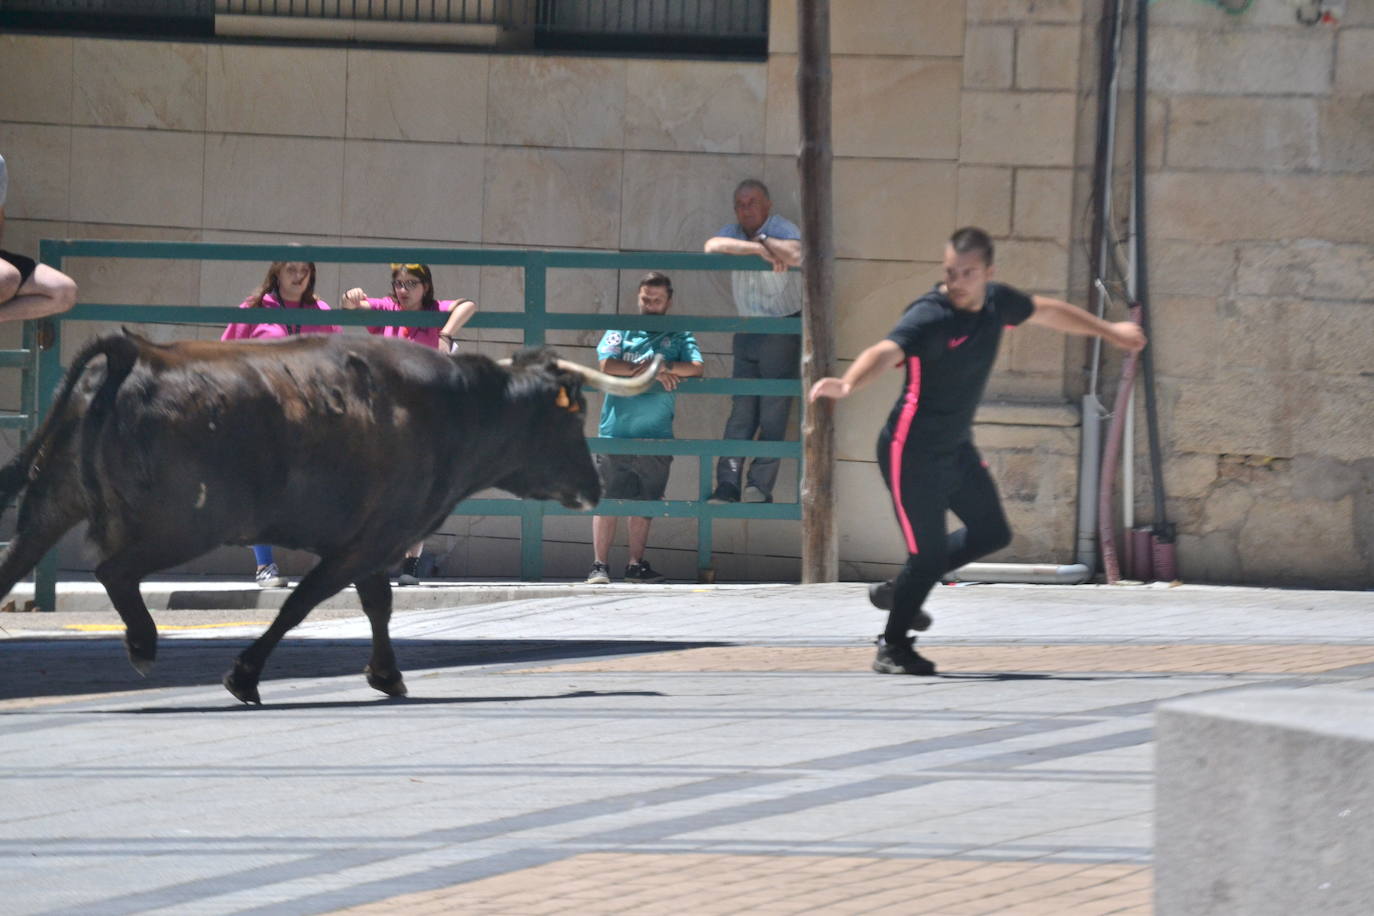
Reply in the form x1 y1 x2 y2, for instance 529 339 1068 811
0 0 1368 586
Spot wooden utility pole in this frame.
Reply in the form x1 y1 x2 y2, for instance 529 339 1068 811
797 0 837 583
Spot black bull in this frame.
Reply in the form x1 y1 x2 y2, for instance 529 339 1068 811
0 331 659 703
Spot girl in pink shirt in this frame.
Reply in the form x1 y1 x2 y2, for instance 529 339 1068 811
221 260 341 588
341 262 476 354
221 259 341 341
341 262 478 584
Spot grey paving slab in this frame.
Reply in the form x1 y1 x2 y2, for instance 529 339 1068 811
1 581 1372 914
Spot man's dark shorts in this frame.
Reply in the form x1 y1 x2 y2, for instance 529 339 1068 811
0 250 38 289
595 453 673 501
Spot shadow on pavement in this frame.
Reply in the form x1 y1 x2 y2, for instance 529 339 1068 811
115 689 668 714
0 637 723 703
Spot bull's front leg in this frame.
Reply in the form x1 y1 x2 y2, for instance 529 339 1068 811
355 571 406 697
224 553 383 704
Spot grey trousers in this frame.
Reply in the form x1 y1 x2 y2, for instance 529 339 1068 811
715 329 800 496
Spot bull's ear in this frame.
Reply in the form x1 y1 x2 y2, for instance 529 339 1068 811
555 386 581 413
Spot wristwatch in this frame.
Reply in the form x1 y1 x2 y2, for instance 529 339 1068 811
756 233 769 243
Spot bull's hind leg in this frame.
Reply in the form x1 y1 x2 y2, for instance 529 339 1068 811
223 553 364 705
355 571 406 698
95 562 159 676
94 540 211 676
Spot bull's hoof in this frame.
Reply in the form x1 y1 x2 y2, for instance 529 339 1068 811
124 637 157 677
365 665 408 698
223 664 262 705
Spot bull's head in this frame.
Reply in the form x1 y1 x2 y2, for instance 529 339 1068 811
495 350 662 510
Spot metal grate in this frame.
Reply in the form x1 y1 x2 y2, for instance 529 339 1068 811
0 0 213 13
533 0 767 37
1 0 766 54
215 1 503 22
1 0 765 34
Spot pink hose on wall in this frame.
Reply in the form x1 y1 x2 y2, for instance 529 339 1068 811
1098 304 1144 584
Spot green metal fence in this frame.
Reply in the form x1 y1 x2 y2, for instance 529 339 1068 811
21 239 803 610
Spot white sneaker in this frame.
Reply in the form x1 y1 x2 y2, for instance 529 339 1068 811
255 563 288 589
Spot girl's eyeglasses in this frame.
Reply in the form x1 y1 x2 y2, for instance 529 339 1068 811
392 279 423 291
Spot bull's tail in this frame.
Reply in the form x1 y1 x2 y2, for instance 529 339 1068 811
0 332 143 517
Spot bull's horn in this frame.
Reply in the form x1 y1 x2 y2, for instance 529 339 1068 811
556 354 664 396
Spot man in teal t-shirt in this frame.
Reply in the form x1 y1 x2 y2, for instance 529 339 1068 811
586 272 703 585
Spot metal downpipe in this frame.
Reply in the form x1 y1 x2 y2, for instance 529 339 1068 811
947 563 1094 585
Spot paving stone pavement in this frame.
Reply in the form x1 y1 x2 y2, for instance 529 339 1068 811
2 580 1372 915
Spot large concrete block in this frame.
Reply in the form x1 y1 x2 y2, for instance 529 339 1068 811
486 56 626 149
72 127 206 229
1284 300 1374 376
624 59 765 154
1318 96 1374 173
1335 28 1374 94
1236 241 1374 302
968 0 1083 24
73 39 206 131
763 54 800 157
957 166 1013 236
0 35 73 124
1145 240 1237 298
1151 172 1374 245
1012 167 1074 240
833 158 957 261
960 91 1079 167
1015 25 1081 90
1167 375 1288 457
481 147 622 249
1149 296 1220 380
834 258 936 359
341 140 484 242
992 238 1069 293
964 26 1015 89
207 45 346 138
1235 488 1366 584
344 49 488 144
1290 374 1374 464
1156 689 1374 916
0 122 72 221
832 56 962 159
203 133 343 235
620 151 760 252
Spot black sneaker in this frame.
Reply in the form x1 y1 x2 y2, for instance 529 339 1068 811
867 580 934 630
624 560 666 584
872 635 938 676
585 562 611 585
397 555 421 586
707 483 740 504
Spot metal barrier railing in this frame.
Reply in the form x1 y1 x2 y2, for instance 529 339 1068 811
25 239 802 609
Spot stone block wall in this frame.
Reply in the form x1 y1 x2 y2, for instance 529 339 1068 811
1118 1 1374 587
